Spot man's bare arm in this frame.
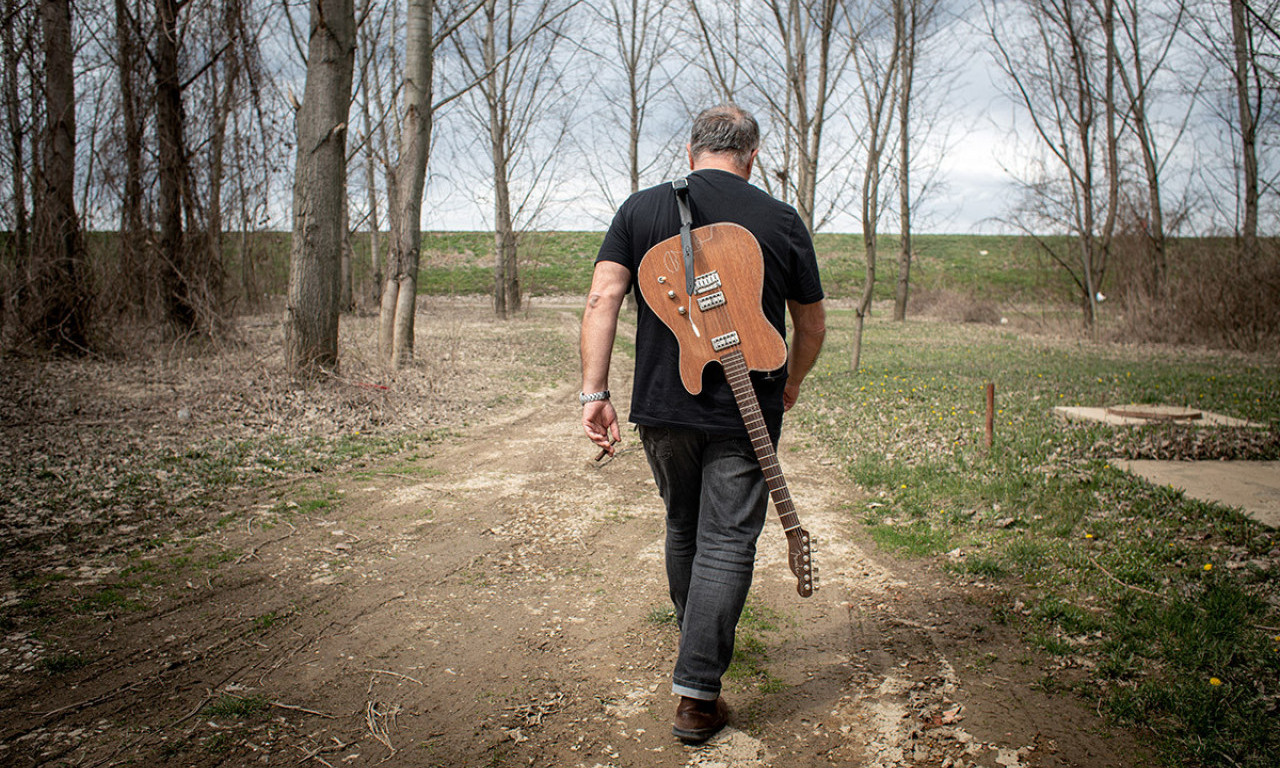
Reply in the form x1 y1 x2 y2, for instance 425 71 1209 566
580 261 631 454
783 299 827 411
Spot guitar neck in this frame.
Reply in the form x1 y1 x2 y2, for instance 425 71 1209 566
720 349 802 534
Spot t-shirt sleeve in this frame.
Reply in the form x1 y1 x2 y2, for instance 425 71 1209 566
786 213 825 304
596 204 634 269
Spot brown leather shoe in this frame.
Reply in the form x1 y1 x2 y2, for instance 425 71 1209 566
672 696 730 744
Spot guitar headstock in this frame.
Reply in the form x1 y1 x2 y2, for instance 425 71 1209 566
786 527 818 598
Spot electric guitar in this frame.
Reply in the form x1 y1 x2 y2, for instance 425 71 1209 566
637 221 818 598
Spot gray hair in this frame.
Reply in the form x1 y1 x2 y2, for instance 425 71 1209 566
689 104 759 168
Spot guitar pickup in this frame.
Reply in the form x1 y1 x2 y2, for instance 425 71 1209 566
711 331 740 351
694 271 721 294
696 291 726 311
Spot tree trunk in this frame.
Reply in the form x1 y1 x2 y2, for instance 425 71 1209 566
1229 0 1259 261
340 197 354 312
482 0 520 319
284 0 356 375
29 0 90 350
380 0 435 366
115 0 147 314
853 168 879 372
492 152 519 317
209 36 240 316
1116 0 1168 295
3 0 30 317
155 0 195 331
893 0 914 322
391 274 415 368
359 34 382 309
1100 0 1120 290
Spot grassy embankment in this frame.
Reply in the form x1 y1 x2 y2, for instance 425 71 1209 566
338 231 1071 304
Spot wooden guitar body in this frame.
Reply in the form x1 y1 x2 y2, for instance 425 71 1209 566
636 223 787 392
637 221 818 598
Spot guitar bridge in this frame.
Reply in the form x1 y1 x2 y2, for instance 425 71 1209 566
694 270 721 294
696 291 726 311
711 331 740 351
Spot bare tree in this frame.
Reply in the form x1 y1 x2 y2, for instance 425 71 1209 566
1227 0 1265 259
1112 0 1191 296
153 0 200 332
283 0 356 374
688 0 854 232
1184 0 1279 246
986 0 1118 329
380 0 436 366
27 0 91 350
378 0 487 366
113 0 150 314
583 0 681 208
2 0 33 323
848 0 900 370
450 0 576 319
353 0 391 313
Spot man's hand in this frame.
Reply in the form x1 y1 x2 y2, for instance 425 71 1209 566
783 381 801 412
582 400 621 456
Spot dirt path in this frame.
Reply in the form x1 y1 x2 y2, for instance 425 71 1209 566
2 308 1146 767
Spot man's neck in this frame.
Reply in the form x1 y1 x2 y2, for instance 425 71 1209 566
690 152 753 180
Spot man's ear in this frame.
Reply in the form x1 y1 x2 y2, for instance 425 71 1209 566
686 143 694 170
743 148 759 178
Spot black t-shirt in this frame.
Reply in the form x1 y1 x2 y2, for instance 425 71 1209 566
596 168 825 440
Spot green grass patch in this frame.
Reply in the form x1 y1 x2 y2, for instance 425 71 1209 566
868 521 953 557
645 606 678 626
74 588 142 615
726 600 788 693
203 694 271 719
39 652 89 674
797 312 1280 767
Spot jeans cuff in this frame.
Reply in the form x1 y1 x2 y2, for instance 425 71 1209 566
673 681 720 700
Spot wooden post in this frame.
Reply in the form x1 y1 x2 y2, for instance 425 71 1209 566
985 382 995 449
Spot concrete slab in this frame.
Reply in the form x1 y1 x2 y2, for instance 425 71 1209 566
1110 459 1280 528
1055 405 1265 428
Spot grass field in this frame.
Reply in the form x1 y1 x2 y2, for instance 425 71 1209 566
793 312 1280 767
335 230 1078 304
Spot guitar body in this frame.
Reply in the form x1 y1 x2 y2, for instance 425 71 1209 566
637 223 787 393
637 222 818 598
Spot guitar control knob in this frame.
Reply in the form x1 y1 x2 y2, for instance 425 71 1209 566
678 306 687 315
667 290 676 299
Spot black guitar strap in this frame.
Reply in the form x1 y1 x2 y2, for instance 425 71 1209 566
672 178 695 296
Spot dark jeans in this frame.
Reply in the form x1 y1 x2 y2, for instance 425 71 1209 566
639 425 768 700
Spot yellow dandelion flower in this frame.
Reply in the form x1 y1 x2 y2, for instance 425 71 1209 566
1203 564 1213 571
1209 677 1223 686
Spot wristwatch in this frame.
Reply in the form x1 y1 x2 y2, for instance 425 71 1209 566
579 390 610 405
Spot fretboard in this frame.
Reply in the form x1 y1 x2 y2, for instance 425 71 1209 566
720 349 801 533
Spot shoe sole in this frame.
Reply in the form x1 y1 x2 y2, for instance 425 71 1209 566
672 722 727 744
